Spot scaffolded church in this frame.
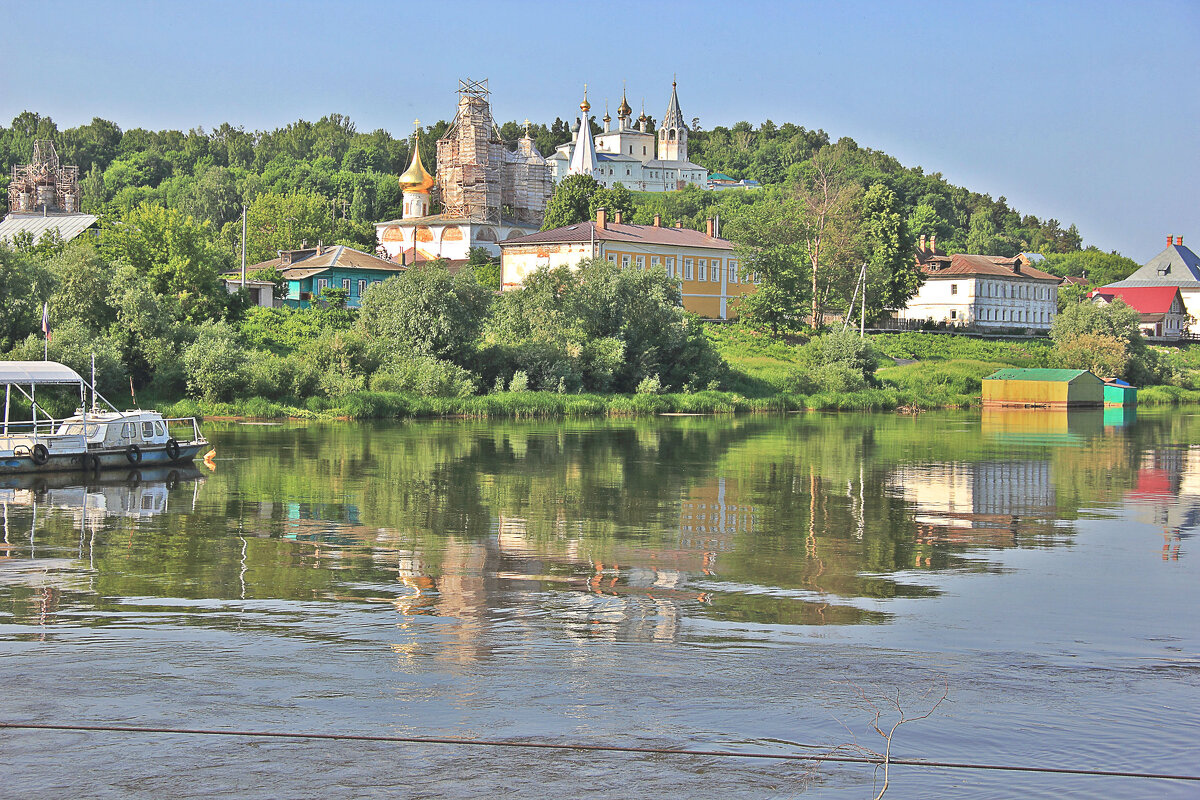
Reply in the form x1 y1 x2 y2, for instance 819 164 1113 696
376 79 553 264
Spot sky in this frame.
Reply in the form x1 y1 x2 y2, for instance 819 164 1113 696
3 0 1196 260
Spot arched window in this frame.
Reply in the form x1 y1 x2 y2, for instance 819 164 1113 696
669 130 676 141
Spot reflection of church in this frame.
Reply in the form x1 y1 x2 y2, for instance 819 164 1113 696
375 79 553 264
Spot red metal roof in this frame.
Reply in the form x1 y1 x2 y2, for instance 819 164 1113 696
1088 285 1183 314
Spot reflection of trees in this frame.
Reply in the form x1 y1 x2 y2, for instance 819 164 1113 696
4 410 1188 632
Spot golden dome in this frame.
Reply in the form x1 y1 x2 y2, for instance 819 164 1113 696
398 143 434 193
617 88 632 118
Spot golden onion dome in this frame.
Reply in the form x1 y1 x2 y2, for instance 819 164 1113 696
617 91 632 118
398 143 434 193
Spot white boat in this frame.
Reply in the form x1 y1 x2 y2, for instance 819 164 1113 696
0 360 209 475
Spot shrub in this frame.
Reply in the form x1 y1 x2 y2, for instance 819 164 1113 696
369 353 478 398
636 374 663 394
509 370 529 392
183 322 247 402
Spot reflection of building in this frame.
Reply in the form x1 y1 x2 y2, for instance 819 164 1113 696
1126 447 1200 559
890 460 1056 544
679 476 755 553
375 79 551 262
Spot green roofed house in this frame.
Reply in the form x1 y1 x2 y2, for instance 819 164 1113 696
982 368 1104 408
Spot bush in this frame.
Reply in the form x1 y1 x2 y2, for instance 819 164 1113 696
636 374 663 394
369 353 478 398
509 370 529 392
183 322 247 401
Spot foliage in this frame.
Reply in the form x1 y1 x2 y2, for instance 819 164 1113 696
1053 333 1131 379
786 329 879 393
1040 249 1140 286
541 174 601 230
358 261 491 365
370 352 479 397
1049 298 1166 382
0 246 53 350
466 247 500 291
183 321 247 401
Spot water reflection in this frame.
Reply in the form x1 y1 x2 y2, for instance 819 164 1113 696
0 413 1192 635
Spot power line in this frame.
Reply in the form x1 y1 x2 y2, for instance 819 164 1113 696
1 722 1197 783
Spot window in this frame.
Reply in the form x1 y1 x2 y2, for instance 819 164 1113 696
358 279 367 297
342 279 351 293
629 146 633 154
754 271 762 285
142 421 155 439
950 310 957 320
650 256 660 270
728 260 739 284
642 146 647 155
634 255 644 270
154 421 166 437
621 254 631 269
684 258 694 280
710 260 721 282
606 253 616 263
698 259 707 282
666 257 676 278
317 278 328 293
950 284 958 295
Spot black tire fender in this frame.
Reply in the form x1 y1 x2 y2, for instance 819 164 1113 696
165 438 180 460
31 444 50 466
125 444 142 464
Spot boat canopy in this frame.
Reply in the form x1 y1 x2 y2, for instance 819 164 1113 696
0 361 86 385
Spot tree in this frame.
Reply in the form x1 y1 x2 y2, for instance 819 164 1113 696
1050 297 1152 381
358 262 491 365
541 174 600 230
1041 248 1139 286
729 194 810 335
466 247 500 290
966 210 1008 255
236 191 338 263
48 239 116 331
0 247 53 350
97 202 229 322
589 183 634 221
793 147 861 327
858 183 919 318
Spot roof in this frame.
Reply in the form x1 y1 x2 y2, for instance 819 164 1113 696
250 245 408 277
1018 252 1047 263
1107 242 1200 287
1061 275 1090 286
374 214 537 229
984 368 1098 382
643 158 707 171
923 253 1061 282
0 212 98 244
499 220 734 250
661 81 686 130
1088 285 1183 314
0 360 85 384
708 172 735 181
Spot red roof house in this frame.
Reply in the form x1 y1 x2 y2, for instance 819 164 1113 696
1088 285 1189 340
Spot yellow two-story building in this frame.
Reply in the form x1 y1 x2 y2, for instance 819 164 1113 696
497 208 757 320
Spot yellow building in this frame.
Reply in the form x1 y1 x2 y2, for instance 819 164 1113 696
498 208 757 319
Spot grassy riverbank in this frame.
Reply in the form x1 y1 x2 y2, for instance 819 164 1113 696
147 328 1200 421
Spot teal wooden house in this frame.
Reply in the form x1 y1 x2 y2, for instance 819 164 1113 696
247 245 407 309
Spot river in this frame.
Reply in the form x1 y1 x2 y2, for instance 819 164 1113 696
1 409 1197 798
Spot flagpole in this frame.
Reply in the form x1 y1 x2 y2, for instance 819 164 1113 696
42 302 49 360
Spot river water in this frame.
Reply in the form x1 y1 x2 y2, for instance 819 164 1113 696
1 409 1197 798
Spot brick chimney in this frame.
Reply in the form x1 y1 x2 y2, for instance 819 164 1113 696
1169 234 1175 247
281 250 292 266
1177 236 1184 246
706 217 715 237
919 234 926 253
653 214 662 227
930 234 937 253
674 220 683 228
613 210 623 224
596 207 607 231
316 240 324 256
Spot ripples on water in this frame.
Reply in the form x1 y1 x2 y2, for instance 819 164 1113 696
2 410 1198 798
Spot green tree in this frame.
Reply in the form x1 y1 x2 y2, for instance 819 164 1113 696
466 247 500 290
728 194 810 335
541 174 601 230
1041 249 1139 287
858 183 919 318
97 202 229 322
358 262 491 365
0 247 53 350
236 191 338 263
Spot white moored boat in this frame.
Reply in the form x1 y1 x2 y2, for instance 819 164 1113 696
0 361 209 475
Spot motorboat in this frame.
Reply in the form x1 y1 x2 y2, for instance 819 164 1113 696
0 360 209 475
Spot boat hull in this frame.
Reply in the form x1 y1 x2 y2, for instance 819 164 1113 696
0 443 207 476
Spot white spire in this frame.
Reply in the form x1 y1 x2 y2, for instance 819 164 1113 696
568 87 598 176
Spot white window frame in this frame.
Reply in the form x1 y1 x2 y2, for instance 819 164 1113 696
650 255 660 271
728 260 739 283
698 259 707 282
358 279 367 297
316 278 329 294
621 254 631 269
710 260 721 282
684 258 694 280
635 255 645 269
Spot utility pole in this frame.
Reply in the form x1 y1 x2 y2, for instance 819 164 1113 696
240 204 247 289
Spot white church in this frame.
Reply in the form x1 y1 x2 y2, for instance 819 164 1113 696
548 82 708 192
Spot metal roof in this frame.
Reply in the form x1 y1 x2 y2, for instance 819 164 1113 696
0 212 99 244
984 368 1097 382
1107 242 1200 288
500 220 734 250
0 361 85 384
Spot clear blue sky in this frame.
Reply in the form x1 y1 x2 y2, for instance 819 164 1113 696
4 0 1196 259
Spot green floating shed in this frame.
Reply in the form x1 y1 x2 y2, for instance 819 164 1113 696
1103 379 1138 406
982 368 1104 408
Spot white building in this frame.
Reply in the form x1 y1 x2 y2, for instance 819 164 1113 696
1103 235 1200 318
896 250 1061 330
549 82 708 192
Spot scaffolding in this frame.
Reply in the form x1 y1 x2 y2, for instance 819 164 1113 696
9 140 80 214
436 78 504 224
